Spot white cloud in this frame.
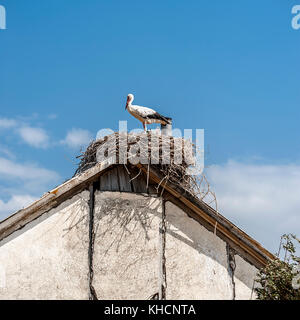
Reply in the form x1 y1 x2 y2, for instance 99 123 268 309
206 160 300 253
18 126 49 148
61 128 93 149
0 157 60 220
0 157 59 183
0 116 61 220
0 118 17 129
0 195 37 221
0 116 55 149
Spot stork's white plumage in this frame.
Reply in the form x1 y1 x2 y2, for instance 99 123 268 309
125 94 171 131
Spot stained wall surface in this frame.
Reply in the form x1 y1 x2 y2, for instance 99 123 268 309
93 191 162 299
165 201 233 299
234 254 258 300
0 191 90 300
0 190 259 300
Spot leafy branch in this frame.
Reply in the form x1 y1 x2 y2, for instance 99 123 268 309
255 234 300 300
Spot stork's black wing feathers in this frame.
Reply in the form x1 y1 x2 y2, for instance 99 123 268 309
146 112 172 124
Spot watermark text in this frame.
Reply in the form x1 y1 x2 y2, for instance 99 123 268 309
95 121 205 176
292 5 300 30
0 5 6 30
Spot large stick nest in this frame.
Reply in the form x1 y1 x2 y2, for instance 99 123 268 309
75 132 217 208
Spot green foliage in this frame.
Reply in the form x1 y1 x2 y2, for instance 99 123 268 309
255 234 300 300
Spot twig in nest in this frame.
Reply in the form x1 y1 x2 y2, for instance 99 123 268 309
129 168 142 182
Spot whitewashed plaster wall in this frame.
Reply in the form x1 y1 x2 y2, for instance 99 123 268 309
0 191 90 300
0 190 258 300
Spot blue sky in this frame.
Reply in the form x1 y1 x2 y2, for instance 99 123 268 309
0 0 300 253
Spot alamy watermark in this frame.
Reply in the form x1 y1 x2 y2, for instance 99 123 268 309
0 4 6 30
95 121 204 176
292 5 300 30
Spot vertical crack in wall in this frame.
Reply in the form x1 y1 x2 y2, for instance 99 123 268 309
159 198 167 300
88 183 98 300
226 243 236 300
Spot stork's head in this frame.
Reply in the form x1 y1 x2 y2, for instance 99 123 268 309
125 93 134 109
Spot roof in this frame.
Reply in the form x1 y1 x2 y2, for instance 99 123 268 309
0 156 275 268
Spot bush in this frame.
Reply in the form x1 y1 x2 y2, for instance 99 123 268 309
255 234 300 300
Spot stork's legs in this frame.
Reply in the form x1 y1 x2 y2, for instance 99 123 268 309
143 123 147 132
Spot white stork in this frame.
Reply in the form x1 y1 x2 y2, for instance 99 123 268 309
125 94 172 131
